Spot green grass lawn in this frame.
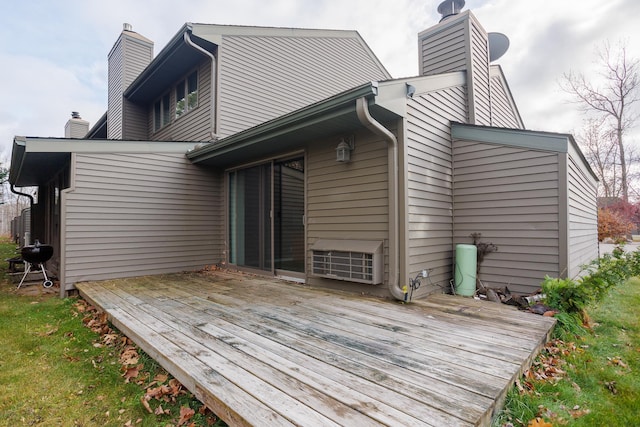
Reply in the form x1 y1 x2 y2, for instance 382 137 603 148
494 276 640 426
3 235 638 426
0 237 222 426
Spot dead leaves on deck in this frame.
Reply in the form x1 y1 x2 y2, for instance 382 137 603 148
73 298 219 426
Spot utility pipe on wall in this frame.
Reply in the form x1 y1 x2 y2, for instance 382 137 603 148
10 184 34 246
355 97 406 301
184 31 218 140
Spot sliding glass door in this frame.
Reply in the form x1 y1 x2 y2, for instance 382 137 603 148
228 157 305 276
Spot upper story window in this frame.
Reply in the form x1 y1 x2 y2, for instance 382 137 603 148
153 92 171 132
176 71 198 119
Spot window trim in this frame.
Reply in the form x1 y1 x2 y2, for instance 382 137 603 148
153 91 171 132
175 70 198 120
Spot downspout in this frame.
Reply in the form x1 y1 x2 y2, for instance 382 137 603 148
10 184 34 246
184 31 218 139
355 97 405 301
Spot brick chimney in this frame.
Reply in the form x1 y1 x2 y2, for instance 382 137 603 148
64 111 89 138
107 23 153 139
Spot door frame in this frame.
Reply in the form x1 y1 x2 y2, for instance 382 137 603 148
225 150 306 281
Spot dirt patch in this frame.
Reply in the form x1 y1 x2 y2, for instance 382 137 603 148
10 281 59 298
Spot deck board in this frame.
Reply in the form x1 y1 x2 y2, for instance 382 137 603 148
76 271 555 426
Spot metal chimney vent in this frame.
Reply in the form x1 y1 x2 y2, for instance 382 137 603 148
71 111 81 119
437 0 465 22
123 23 133 32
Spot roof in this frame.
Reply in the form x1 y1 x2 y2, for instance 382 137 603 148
450 122 599 182
9 137 199 187
188 72 466 167
124 23 390 104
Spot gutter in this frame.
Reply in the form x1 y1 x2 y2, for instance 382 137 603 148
10 185 34 246
355 97 405 301
184 30 218 140
187 82 378 164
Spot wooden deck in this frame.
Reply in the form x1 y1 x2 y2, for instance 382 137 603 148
76 271 555 427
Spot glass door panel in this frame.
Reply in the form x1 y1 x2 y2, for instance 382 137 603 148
274 158 305 273
228 163 272 271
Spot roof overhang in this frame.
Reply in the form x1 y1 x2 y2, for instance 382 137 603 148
451 122 599 182
187 72 466 167
9 137 198 187
187 82 388 167
124 24 217 104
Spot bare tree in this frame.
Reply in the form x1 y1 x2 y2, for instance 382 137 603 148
562 40 640 201
575 117 619 197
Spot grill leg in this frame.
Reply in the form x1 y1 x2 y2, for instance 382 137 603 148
17 263 33 289
40 264 53 288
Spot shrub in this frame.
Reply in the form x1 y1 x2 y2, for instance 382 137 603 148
598 208 633 242
541 276 593 314
541 246 640 334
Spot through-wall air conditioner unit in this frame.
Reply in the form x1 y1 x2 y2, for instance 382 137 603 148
311 239 383 285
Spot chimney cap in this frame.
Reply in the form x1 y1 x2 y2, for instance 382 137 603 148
123 23 133 32
437 0 465 21
71 111 81 119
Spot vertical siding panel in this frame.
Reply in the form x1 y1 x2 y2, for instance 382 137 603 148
107 39 124 139
306 129 389 296
62 153 223 289
567 144 598 276
453 141 561 294
469 20 491 126
406 85 467 296
217 35 388 138
108 32 153 140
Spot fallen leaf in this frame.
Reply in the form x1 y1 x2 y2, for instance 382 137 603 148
102 333 119 346
569 406 590 418
607 356 628 368
38 327 59 337
141 396 153 414
122 364 143 383
527 417 553 427
178 406 195 426
154 373 169 383
120 348 140 366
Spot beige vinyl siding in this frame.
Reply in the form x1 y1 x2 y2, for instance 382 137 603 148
306 129 389 296
489 73 521 129
419 19 467 75
406 85 467 296
61 153 223 290
469 19 491 126
217 35 389 138
123 100 148 140
151 60 213 141
108 32 153 140
107 38 124 139
453 141 561 294
566 144 598 276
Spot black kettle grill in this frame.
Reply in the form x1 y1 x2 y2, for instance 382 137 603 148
17 240 54 289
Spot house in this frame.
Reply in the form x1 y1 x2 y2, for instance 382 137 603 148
8 4 598 299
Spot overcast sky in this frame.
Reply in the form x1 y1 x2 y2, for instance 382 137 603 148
1 0 639 164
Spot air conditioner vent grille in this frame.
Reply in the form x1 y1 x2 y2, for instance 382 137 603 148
310 240 383 285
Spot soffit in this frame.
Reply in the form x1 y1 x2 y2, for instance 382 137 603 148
124 27 217 104
9 138 198 187
187 83 401 168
